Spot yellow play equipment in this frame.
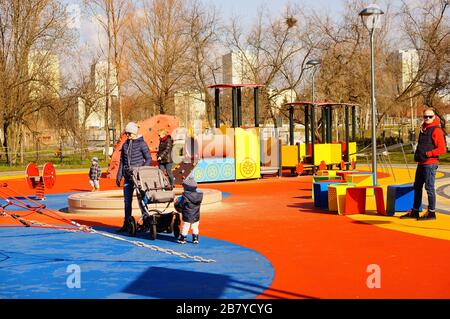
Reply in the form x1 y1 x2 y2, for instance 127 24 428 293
282 102 359 175
190 126 261 182
188 83 266 183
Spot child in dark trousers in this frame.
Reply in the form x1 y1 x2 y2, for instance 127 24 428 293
89 157 102 191
174 175 203 244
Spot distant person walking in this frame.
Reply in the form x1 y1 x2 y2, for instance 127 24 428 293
157 128 175 188
401 108 446 220
116 122 152 232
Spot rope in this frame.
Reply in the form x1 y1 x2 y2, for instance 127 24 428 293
90 229 216 263
0 184 216 263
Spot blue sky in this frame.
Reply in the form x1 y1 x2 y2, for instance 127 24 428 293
206 0 345 20
68 0 348 50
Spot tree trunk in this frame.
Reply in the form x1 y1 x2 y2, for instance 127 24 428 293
20 124 24 165
159 94 166 114
204 91 214 128
5 121 21 166
104 3 112 163
3 122 10 165
117 85 123 133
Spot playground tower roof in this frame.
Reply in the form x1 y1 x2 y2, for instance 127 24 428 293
208 83 264 89
284 102 359 108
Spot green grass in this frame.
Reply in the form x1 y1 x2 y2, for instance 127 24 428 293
387 151 450 164
0 151 108 173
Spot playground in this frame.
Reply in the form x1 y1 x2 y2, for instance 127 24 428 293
1 86 450 299
1 164 450 299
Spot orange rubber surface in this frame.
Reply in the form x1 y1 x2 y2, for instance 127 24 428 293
1 173 450 299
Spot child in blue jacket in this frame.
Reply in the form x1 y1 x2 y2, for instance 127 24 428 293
174 175 203 244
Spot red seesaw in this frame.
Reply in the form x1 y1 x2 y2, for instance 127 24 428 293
25 162 56 200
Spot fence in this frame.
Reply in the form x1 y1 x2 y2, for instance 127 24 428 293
0 146 105 167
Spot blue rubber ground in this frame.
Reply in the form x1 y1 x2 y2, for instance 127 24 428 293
0 227 274 299
0 193 76 211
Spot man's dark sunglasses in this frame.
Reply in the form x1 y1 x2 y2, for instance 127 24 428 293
423 115 434 119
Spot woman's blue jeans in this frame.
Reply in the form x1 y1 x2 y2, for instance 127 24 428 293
159 162 174 187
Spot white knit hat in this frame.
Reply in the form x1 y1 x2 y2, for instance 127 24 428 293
182 175 197 189
125 122 138 135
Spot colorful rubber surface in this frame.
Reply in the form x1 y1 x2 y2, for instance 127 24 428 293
0 227 273 299
1 167 450 299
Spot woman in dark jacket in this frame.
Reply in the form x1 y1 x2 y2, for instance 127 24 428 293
116 122 151 232
157 129 174 188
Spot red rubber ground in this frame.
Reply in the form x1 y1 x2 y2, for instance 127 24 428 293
2 173 450 299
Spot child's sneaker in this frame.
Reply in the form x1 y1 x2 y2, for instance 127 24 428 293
177 235 186 244
192 234 199 244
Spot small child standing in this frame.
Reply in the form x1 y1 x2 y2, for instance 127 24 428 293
174 175 203 244
89 157 102 192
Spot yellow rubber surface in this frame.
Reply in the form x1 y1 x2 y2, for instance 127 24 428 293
349 165 450 241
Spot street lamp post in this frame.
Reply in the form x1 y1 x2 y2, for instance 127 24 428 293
306 59 320 103
306 59 321 174
359 4 384 186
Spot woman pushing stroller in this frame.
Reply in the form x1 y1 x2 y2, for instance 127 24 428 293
116 122 152 233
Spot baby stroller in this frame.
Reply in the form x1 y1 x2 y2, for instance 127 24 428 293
128 166 181 240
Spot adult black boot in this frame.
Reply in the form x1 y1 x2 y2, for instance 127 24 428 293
116 219 128 233
399 210 419 219
417 210 436 221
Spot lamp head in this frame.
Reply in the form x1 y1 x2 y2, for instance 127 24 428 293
359 4 384 32
306 59 321 67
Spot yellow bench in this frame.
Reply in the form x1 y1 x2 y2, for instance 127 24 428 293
316 170 337 178
328 183 356 215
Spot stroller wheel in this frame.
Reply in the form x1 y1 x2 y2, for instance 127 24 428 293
149 224 157 240
127 216 137 237
173 224 180 239
173 213 181 238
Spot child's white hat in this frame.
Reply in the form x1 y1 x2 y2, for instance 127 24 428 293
182 175 197 188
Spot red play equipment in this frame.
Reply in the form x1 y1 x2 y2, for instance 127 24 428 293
107 115 179 179
25 162 56 200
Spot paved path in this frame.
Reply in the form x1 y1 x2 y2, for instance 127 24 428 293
429 166 450 214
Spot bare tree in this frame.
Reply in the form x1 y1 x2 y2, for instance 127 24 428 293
0 0 70 165
397 0 450 128
225 4 320 127
307 0 400 138
184 0 221 127
127 0 192 115
42 56 106 161
85 0 131 133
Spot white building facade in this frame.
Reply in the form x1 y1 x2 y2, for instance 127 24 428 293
174 91 207 128
222 51 256 84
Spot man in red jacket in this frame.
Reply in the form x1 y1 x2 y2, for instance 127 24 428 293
401 108 446 220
